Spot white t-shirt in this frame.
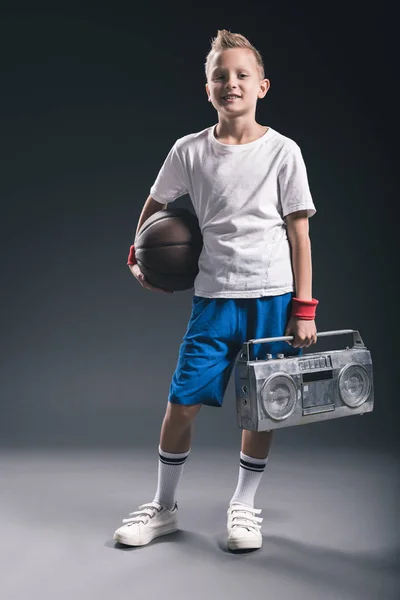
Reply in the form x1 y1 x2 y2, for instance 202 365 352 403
149 125 316 298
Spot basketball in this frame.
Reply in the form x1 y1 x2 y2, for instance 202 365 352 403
134 207 203 292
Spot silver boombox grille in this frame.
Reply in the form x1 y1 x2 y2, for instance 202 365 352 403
235 330 374 431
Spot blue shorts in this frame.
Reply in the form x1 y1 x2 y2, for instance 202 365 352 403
168 292 302 408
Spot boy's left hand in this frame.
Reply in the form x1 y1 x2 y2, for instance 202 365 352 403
285 317 317 348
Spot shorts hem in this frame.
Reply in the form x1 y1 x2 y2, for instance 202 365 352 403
168 395 222 408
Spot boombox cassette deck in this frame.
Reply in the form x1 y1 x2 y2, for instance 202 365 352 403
235 330 374 431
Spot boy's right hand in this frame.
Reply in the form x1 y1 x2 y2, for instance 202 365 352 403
128 264 173 294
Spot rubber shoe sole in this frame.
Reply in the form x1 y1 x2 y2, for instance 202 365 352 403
113 522 178 546
227 533 262 551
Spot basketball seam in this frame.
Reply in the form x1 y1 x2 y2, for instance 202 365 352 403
138 214 199 236
135 242 201 250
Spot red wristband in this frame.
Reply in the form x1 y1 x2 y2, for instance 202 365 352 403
291 297 319 320
127 245 137 266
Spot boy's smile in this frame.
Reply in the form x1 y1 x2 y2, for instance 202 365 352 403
222 95 242 103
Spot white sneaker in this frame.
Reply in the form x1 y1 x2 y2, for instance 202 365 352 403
113 501 178 546
227 503 263 551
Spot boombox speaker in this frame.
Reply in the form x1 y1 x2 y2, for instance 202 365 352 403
235 330 374 431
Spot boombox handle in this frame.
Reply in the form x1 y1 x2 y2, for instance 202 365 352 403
240 329 365 362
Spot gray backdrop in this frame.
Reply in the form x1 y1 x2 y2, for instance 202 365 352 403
1 3 397 452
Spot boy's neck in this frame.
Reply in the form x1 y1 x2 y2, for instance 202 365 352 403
214 120 268 145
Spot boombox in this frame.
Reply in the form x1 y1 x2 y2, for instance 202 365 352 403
235 330 374 431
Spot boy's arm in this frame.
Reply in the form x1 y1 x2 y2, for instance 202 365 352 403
135 195 166 238
127 195 172 294
285 209 312 300
285 209 317 347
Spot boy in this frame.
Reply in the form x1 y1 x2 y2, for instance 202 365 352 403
114 29 318 551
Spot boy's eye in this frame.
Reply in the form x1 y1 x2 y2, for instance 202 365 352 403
215 74 248 80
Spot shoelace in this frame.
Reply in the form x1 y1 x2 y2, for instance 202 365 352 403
122 502 163 526
228 505 263 532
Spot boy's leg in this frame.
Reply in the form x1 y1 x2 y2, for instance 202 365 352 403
229 293 299 510
229 430 273 508
153 402 201 509
227 412 274 552
113 401 201 546
241 428 274 460
160 401 202 453
150 296 238 514
227 295 296 551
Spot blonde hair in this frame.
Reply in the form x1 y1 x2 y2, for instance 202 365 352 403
205 29 265 81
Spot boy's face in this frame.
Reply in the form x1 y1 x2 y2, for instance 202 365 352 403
206 48 269 115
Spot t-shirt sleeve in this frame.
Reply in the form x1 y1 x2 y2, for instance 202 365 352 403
278 143 316 218
149 142 189 204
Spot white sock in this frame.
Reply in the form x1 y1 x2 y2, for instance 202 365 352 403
229 451 268 508
153 445 190 509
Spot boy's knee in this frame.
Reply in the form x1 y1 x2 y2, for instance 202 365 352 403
166 401 201 424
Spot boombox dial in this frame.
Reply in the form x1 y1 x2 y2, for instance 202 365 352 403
338 363 371 408
260 373 298 421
